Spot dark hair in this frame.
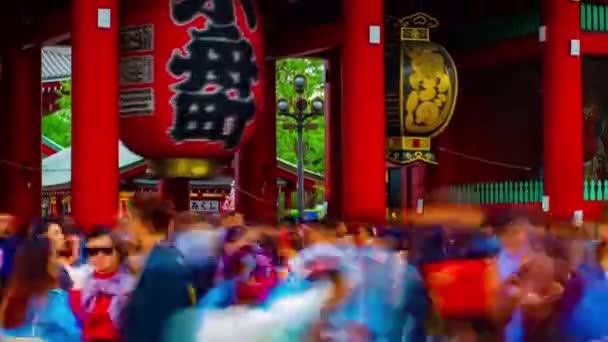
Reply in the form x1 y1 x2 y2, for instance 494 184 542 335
29 217 63 238
1 237 56 329
131 193 175 235
86 227 129 264
223 226 247 244
258 233 280 266
486 209 533 235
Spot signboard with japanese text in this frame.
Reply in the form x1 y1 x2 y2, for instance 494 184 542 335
190 200 220 213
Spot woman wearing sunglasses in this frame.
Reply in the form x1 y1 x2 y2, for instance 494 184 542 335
70 228 134 342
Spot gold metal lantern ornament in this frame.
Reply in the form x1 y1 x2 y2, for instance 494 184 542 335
385 13 458 165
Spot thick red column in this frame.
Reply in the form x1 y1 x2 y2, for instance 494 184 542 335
71 0 119 228
435 129 456 188
341 0 386 223
409 164 426 210
542 0 582 219
400 166 408 219
0 52 9 213
284 186 293 210
6 47 42 222
324 51 343 221
236 61 277 224
159 179 191 212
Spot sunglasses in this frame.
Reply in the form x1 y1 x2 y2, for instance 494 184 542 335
86 247 114 256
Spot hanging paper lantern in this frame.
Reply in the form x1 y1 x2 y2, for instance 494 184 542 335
120 0 264 178
385 13 458 165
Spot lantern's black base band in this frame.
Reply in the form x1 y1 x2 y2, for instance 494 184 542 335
147 158 219 179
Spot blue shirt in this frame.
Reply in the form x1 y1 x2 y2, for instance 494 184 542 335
4 289 81 342
122 243 194 342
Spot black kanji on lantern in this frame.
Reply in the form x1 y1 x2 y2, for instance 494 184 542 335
168 0 259 149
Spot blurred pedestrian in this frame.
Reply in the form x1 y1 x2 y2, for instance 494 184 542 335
0 237 81 342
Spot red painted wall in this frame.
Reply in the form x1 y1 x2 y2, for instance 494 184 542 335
433 60 543 186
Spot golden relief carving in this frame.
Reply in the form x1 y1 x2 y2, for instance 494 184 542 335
402 28 429 42
403 45 455 136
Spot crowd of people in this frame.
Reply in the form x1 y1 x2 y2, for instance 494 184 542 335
0 194 606 341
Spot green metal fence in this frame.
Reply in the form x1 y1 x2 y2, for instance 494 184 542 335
448 2 608 50
448 179 608 205
582 1 608 32
448 9 540 50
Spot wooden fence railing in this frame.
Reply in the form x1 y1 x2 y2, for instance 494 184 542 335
448 179 608 205
582 0 608 32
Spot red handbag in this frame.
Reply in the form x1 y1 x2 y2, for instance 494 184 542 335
421 258 499 319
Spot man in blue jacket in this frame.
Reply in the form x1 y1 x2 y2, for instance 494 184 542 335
121 195 196 342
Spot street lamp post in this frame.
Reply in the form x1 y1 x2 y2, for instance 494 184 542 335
277 74 324 223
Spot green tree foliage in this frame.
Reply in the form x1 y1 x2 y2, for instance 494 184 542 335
41 80 71 147
276 58 326 174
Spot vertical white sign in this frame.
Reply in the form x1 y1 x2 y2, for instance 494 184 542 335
416 198 424 214
369 25 381 44
98 8 111 29
570 39 580 56
573 210 583 227
542 196 550 212
539 26 547 42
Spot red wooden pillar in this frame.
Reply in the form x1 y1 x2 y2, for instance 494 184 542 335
324 51 343 221
542 0 582 219
7 46 42 222
435 128 456 188
341 0 386 223
71 0 119 228
409 164 426 210
400 167 408 219
159 179 190 212
0 48 10 213
53 195 67 216
236 61 277 224
158 178 190 212
284 186 293 210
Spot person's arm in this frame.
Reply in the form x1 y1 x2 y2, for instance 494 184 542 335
490 274 522 325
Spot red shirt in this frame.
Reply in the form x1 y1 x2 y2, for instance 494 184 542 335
70 272 122 342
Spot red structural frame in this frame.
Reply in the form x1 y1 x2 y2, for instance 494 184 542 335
30 1 608 223
454 32 608 69
40 140 319 191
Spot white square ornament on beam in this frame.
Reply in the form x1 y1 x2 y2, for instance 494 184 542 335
98 8 111 29
539 26 546 42
369 25 381 44
570 39 580 56
416 198 424 214
573 210 583 227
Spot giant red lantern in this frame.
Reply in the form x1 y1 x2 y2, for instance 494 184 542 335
119 0 264 178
